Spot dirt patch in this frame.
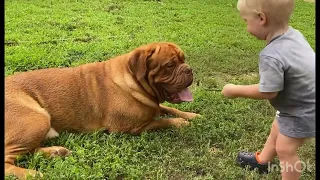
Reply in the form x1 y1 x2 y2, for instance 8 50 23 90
196 72 259 90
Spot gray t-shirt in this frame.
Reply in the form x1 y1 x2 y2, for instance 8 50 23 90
259 26 315 119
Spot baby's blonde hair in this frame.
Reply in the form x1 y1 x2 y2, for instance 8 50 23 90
237 0 295 25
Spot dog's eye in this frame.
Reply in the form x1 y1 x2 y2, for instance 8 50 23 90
166 62 175 68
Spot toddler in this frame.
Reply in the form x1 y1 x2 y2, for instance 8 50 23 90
221 0 315 179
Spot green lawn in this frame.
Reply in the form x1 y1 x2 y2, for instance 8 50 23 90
5 0 315 179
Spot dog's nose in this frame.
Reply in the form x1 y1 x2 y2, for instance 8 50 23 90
187 79 193 87
185 68 192 75
184 66 192 74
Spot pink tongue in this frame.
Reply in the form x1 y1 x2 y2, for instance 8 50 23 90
177 88 193 102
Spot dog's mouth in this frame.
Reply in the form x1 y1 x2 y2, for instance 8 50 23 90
166 88 193 104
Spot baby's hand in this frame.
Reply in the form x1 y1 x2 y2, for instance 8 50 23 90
221 84 238 98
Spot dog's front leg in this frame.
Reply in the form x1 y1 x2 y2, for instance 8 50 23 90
130 118 190 135
159 104 201 120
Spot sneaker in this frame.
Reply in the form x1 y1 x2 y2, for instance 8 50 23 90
236 151 269 174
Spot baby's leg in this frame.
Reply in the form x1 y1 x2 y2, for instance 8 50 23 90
275 133 305 180
257 119 279 163
236 119 279 173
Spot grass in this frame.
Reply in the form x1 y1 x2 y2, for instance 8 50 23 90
5 0 315 179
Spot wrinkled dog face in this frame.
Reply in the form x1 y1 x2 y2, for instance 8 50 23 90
129 42 193 103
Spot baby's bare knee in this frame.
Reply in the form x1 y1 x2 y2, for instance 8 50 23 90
276 144 296 158
276 139 302 158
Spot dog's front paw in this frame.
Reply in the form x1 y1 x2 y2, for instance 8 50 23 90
171 118 190 128
182 112 202 120
37 146 72 158
49 146 72 158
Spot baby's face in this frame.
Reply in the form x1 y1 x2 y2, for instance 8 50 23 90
239 8 267 40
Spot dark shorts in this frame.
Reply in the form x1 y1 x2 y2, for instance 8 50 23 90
276 110 315 138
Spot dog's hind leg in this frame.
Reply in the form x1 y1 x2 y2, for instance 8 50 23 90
5 161 43 179
5 99 51 179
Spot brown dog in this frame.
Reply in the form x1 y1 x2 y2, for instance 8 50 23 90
5 42 200 179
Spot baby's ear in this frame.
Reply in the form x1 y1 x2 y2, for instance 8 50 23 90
258 12 267 25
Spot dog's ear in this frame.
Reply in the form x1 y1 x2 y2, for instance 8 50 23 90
168 43 185 62
129 46 157 81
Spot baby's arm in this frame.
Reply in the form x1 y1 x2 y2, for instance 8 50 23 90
221 83 277 100
222 55 284 100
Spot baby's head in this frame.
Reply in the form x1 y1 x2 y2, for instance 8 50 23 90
237 0 294 40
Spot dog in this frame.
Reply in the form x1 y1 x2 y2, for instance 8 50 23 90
5 42 200 179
